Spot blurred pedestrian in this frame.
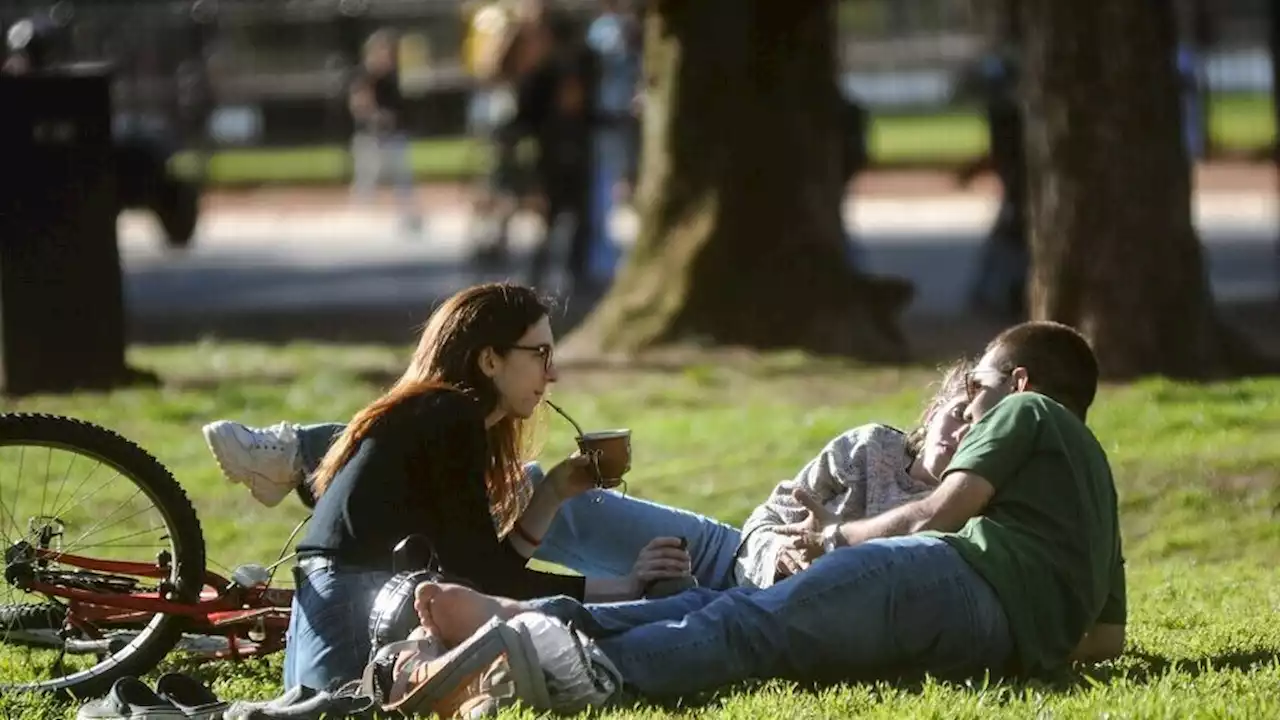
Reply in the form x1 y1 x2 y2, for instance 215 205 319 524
348 29 424 236
957 47 1028 321
583 0 641 290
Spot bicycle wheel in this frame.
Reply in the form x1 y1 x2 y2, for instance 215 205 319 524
0 413 206 699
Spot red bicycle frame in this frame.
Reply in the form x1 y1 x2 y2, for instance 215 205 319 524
19 548 295 662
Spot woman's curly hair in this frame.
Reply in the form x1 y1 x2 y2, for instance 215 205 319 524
904 356 974 459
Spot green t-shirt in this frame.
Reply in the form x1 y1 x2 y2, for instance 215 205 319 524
928 392 1126 678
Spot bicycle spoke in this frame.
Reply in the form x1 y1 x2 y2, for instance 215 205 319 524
42 448 81 531
13 446 24 531
39 447 51 525
58 525 171 555
0 450 26 546
57 490 153 556
46 464 125 532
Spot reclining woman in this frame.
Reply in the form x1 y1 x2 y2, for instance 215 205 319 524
273 283 693 693
206 358 973 595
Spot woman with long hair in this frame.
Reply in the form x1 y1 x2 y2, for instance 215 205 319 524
279 283 688 692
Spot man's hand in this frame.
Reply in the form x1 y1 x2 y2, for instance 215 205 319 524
777 470 997 556
777 489 840 563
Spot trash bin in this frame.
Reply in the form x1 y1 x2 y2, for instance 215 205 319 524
0 64 136 396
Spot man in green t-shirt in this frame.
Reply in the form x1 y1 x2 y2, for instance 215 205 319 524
928 335 1125 677
391 321 1126 705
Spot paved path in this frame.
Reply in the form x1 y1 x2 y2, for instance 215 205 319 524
118 190 1280 343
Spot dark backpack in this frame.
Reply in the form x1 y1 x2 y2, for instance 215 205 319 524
364 535 479 705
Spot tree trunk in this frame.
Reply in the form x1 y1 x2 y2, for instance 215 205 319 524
1019 0 1267 378
562 0 910 361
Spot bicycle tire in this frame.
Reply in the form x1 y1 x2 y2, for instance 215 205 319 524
0 413 206 700
0 603 64 632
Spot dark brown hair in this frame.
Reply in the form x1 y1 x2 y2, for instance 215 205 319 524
904 357 974 458
986 320 1099 420
311 283 551 534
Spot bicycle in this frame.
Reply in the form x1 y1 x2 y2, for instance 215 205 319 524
0 413 307 700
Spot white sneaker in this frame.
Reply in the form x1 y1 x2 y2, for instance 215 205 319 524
201 421 303 507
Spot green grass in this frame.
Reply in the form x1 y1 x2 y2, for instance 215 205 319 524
2 342 1279 717
177 94 1278 187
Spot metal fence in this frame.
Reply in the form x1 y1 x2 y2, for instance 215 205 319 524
838 0 1275 109
3 0 1273 156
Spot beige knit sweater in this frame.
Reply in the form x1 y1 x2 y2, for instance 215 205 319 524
733 424 937 588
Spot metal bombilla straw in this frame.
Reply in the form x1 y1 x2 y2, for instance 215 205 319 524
544 399 615 501
544 398 585 437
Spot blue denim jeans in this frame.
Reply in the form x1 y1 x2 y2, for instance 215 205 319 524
283 563 394 691
349 130 420 222
526 536 1012 699
587 126 630 284
295 424 744 590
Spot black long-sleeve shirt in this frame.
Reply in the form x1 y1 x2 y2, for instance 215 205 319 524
295 388 585 600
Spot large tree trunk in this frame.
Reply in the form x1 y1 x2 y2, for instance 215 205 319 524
563 0 910 361
1019 0 1267 378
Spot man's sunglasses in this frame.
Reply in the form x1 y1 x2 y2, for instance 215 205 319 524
508 343 555 371
964 369 1009 401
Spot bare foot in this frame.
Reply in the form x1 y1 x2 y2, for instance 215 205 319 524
425 583 522 647
413 581 444 636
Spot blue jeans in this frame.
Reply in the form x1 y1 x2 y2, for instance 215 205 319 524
283 563 394 691
295 424 744 590
587 126 630 284
350 130 420 222
526 536 1012 699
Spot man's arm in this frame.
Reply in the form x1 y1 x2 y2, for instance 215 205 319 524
783 395 1042 556
1069 623 1125 663
836 470 996 546
1075 544 1126 663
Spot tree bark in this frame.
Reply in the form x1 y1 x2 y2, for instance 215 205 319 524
1019 0 1268 378
563 0 911 361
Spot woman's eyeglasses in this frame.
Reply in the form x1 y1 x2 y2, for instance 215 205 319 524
508 344 554 371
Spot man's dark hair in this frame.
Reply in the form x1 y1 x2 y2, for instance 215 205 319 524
986 321 1099 420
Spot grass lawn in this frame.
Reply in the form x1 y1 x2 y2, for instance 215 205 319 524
176 94 1277 187
2 341 1279 718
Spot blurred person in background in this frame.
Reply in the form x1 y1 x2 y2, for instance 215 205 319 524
465 0 575 270
348 29 424 237
524 49 597 293
955 43 1027 321
841 95 871 271
583 0 642 291
476 0 598 294
464 0 528 267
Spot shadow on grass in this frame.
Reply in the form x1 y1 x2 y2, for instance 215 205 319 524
1075 649 1280 686
130 289 1279 391
604 648 1280 714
